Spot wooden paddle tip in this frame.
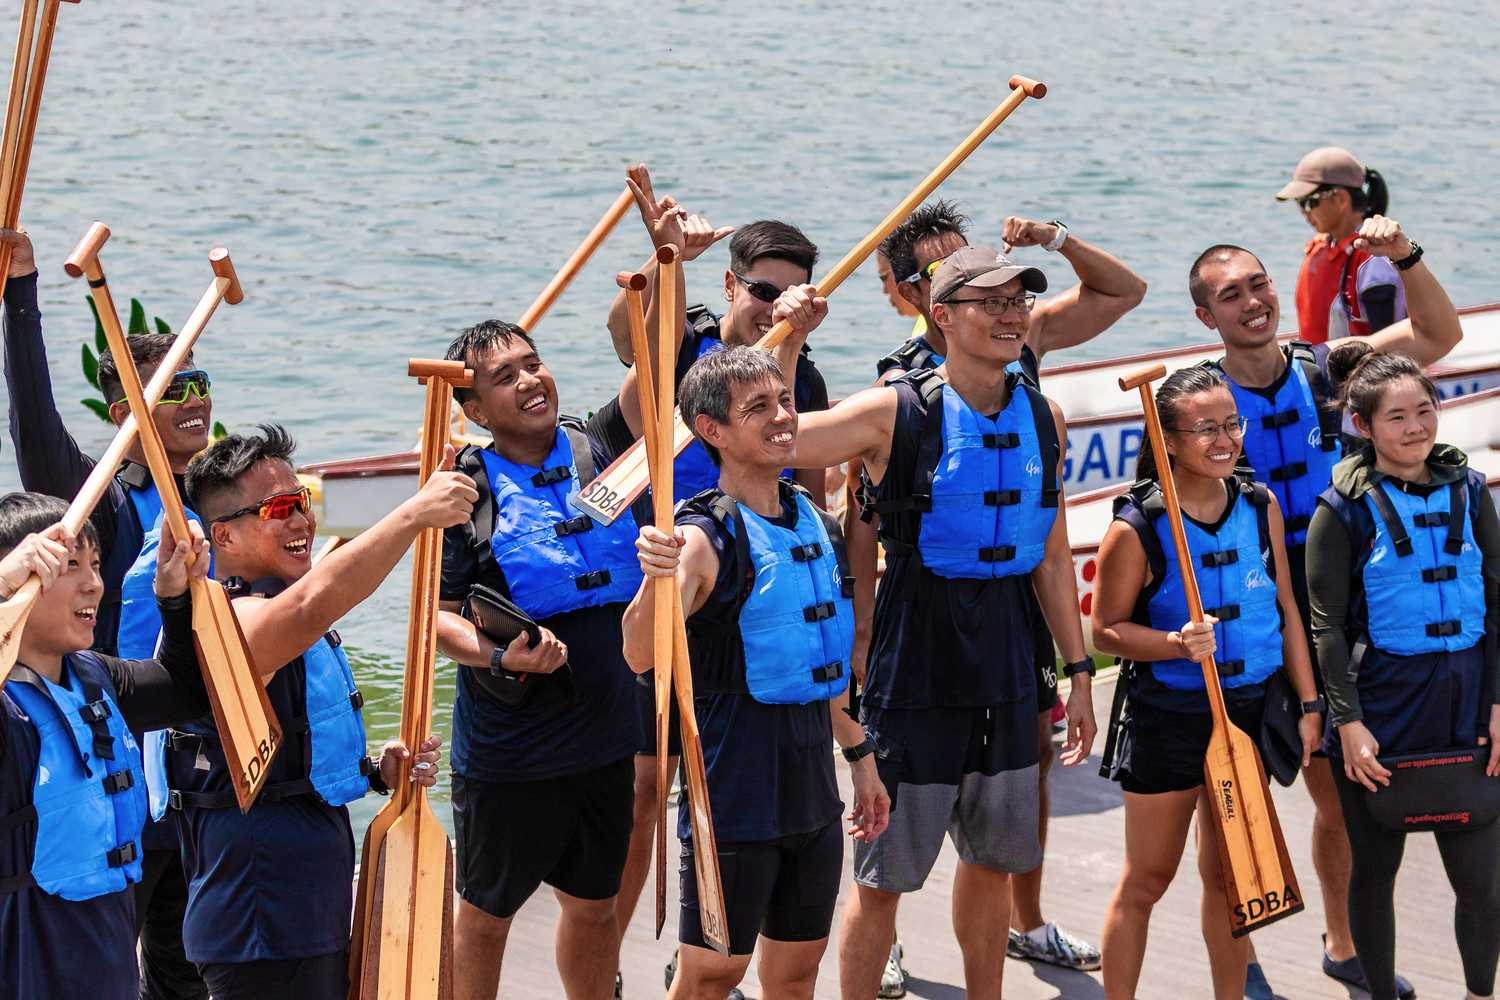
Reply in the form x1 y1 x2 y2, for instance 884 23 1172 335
615 270 648 291
208 248 244 305
1008 75 1047 99
1119 362 1167 391
63 221 110 278
408 358 474 387
654 243 680 265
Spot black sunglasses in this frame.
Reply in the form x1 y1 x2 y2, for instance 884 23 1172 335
733 273 784 304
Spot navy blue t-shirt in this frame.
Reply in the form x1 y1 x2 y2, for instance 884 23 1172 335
676 500 842 844
440 427 640 783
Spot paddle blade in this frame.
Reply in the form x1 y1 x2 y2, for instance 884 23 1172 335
363 801 455 1000
349 795 403 995
1204 722 1304 937
0 579 41 684
190 577 282 811
571 418 695 526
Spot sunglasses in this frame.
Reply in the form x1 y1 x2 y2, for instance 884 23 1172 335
732 273 785 305
1295 187 1337 212
1169 416 1248 445
212 486 313 524
941 293 1037 316
903 256 949 285
157 369 212 406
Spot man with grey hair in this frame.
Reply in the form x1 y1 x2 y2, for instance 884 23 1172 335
621 288 891 1000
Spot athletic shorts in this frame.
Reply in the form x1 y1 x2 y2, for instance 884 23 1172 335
1116 695 1266 795
634 672 683 757
678 819 844 956
853 703 1041 892
1028 590 1061 715
197 949 346 1000
452 756 634 919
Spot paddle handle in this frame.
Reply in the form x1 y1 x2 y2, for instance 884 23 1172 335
755 74 1045 351
209 247 242 304
407 358 473 387
1120 366 1231 717
615 270 648 292
517 187 633 332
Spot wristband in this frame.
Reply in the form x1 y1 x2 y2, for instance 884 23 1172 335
1301 696 1327 716
842 736 877 764
367 756 391 796
1393 240 1424 271
1062 657 1095 679
1043 221 1069 253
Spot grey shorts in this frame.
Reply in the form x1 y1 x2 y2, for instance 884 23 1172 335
853 703 1042 892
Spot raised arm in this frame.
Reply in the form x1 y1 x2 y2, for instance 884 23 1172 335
1360 216 1462 368
621 522 718 675
1001 218 1147 364
791 386 900 477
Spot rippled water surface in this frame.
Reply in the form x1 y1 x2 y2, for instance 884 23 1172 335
1 0 1495 830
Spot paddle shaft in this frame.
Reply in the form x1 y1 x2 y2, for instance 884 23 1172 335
517 187 632 332
0 0 65 302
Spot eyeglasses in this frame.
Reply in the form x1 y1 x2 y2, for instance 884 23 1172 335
903 256 948 285
211 486 313 524
1168 416 1248 445
732 273 785 305
157 369 212 406
1296 187 1337 212
941 293 1036 316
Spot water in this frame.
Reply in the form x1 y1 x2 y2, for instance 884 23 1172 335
2 0 1496 834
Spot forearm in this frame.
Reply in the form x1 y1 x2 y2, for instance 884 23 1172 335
114 592 210 729
1032 510 1087 664
1306 508 1361 726
621 579 658 674
1395 258 1461 366
1056 234 1148 302
1092 619 1186 663
829 693 865 749
1474 488 1500 706
844 498 878 684
435 608 496 668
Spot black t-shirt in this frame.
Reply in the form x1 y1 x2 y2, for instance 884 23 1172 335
676 501 842 843
440 430 641 782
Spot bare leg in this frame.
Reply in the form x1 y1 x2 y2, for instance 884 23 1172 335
615 754 679 942
1009 709 1055 933
1303 756 1356 960
952 860 1011 1000
1194 793 1252 1000
839 883 901 1000
1100 787 1198 1000
757 937 829 1000
454 897 513 1000
555 889 622 1000
667 942 752 1000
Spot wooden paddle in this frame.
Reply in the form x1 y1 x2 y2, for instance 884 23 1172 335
0 0 77 301
517 187 632 332
349 359 468 1000
65 223 282 812
0 241 242 682
1119 363 1303 937
633 245 730 954
572 75 1048 526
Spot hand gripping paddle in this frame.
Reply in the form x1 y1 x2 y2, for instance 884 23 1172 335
65 222 281 813
1120 363 1304 936
348 359 470 1000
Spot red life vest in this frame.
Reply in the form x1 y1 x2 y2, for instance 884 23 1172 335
1294 233 1374 343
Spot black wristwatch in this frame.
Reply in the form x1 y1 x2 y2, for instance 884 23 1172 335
367 756 391 796
842 736 877 763
1062 657 1096 679
1394 241 1424 271
1301 696 1326 716
489 646 506 672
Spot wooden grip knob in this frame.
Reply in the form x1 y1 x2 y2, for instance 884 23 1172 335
616 271 648 291
655 244 680 265
408 358 473 387
1008 75 1047 99
1119 363 1167 391
63 221 110 278
209 248 244 305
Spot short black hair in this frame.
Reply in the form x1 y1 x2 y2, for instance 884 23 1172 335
1187 244 1267 309
185 423 298 522
97 333 192 406
0 492 98 557
728 221 818 280
880 200 970 286
444 320 538 404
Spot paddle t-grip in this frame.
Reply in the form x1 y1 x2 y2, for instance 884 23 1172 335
1007 75 1047 99
616 270 648 291
208 247 243 305
63 221 110 277
407 358 473 388
655 243 679 266
1119 363 1167 392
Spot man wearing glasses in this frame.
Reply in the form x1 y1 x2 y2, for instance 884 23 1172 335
0 226 215 1000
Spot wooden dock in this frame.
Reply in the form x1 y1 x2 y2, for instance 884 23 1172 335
492 673 1476 998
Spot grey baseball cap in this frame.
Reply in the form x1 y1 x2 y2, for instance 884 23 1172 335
930 244 1047 305
1276 146 1365 201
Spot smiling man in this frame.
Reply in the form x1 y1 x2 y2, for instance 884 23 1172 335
436 320 645 1000
1189 216 1460 1000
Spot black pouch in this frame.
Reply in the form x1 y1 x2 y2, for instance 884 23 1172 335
1364 747 1500 832
462 584 572 707
1258 670 1303 788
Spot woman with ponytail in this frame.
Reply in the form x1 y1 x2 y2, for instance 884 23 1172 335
1276 146 1407 343
1092 367 1322 999
1307 351 1500 1000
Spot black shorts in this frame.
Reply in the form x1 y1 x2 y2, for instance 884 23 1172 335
635 672 683 757
679 819 844 956
1116 694 1266 795
197 950 346 1000
452 756 634 919
1027 589 1060 714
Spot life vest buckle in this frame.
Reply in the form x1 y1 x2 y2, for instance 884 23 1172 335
1204 604 1241 622
803 602 836 623
102 769 135 795
574 570 612 591
167 789 183 812
1270 461 1309 482
1262 409 1300 430
554 515 595 537
106 841 138 868
78 700 112 724
811 661 844 683
981 432 1020 449
531 466 572 487
1200 549 1239 568
984 490 1021 507
1217 659 1246 677
1422 566 1458 583
1425 620 1462 638
325 629 343 648
349 690 365 710
1413 511 1451 528
840 575 856 599
978 545 1017 563
790 543 823 562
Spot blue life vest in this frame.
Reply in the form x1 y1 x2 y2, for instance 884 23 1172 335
1214 345 1341 546
690 483 854 704
873 370 1059 580
1359 479 1484 656
476 422 644 621
0 655 148 900
167 584 369 810
1117 477 1283 691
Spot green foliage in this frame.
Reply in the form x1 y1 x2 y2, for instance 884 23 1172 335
77 296 176 424
80 342 98 388
80 398 110 421
211 420 227 441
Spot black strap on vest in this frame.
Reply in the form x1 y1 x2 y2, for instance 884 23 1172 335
1364 479 1468 561
875 337 939 377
